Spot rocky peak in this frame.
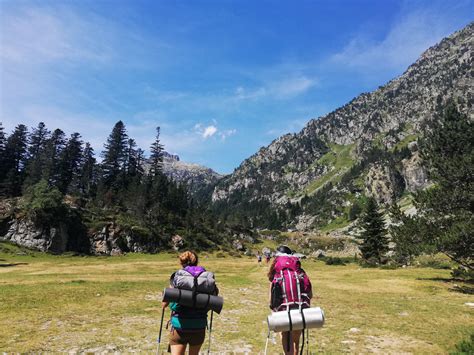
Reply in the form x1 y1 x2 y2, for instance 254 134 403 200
211 22 473 229
160 152 223 196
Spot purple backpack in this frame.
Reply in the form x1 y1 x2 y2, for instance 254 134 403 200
271 255 311 311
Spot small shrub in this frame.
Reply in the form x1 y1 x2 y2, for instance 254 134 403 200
228 251 242 258
380 264 398 270
451 333 474 354
324 256 346 266
415 254 453 269
216 252 226 258
451 267 474 281
21 180 66 225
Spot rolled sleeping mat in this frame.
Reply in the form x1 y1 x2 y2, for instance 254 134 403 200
162 287 224 314
267 307 325 332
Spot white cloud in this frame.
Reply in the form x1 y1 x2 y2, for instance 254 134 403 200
0 7 113 66
270 76 316 98
219 128 237 141
330 7 464 72
192 122 236 141
202 125 218 138
234 86 267 100
230 75 316 103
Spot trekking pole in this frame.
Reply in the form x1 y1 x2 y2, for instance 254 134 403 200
156 305 165 355
264 329 270 355
207 310 214 354
306 328 309 355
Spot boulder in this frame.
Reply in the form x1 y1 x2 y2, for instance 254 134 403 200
170 234 184 251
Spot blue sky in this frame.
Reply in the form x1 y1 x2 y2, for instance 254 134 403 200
1 0 472 174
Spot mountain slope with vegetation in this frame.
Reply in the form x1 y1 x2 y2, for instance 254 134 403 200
211 22 473 231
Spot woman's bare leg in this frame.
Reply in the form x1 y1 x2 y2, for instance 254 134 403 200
170 344 187 355
281 330 302 355
188 344 203 355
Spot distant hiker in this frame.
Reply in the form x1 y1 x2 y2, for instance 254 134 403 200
257 252 263 265
268 245 313 355
265 253 271 264
162 251 218 355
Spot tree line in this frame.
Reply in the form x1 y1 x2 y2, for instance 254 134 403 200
0 120 227 250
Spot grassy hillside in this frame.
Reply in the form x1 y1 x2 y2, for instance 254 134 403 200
304 143 355 196
0 244 472 353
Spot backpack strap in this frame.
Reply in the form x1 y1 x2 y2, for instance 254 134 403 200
192 275 198 308
295 270 302 309
287 308 293 352
280 270 288 310
287 270 295 304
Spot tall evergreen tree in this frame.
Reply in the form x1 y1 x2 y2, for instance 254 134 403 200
0 123 7 182
78 142 96 196
358 197 388 265
24 122 50 188
392 101 473 269
125 138 138 177
102 121 128 187
136 148 145 178
57 133 83 193
2 124 28 196
42 129 66 185
149 126 164 176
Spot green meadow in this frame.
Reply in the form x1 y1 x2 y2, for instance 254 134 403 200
0 245 472 353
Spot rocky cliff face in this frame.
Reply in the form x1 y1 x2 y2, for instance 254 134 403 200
3 219 69 253
161 152 223 197
212 22 473 229
0 214 160 255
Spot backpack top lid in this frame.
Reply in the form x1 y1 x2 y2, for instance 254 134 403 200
184 265 205 277
274 254 301 272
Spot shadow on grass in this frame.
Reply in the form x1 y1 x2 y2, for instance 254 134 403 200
449 285 474 295
417 277 473 283
0 262 29 268
417 277 474 294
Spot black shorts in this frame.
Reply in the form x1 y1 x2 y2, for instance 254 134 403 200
169 328 206 346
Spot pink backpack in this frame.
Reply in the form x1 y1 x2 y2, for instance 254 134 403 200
271 255 312 311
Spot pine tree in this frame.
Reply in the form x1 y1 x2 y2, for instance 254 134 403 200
136 148 145 177
42 129 66 185
125 138 138 177
358 197 388 265
57 133 83 193
0 123 7 182
78 142 96 196
102 121 128 187
2 124 29 196
392 101 473 269
149 126 164 176
24 122 50 188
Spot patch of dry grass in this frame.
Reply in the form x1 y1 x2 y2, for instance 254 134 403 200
0 248 472 353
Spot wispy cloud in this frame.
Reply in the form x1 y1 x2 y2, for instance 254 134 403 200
202 125 217 138
270 76 317 98
330 5 466 73
219 128 237 141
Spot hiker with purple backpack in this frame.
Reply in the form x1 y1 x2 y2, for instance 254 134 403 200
268 245 313 355
161 251 219 355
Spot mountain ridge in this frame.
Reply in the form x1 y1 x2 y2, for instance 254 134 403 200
211 22 473 230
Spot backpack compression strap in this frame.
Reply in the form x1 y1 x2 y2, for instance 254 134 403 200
280 270 288 309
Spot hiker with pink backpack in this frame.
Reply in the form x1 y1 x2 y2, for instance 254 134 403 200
267 245 313 355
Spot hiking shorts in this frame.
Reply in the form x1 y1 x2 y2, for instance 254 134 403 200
169 328 206 346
